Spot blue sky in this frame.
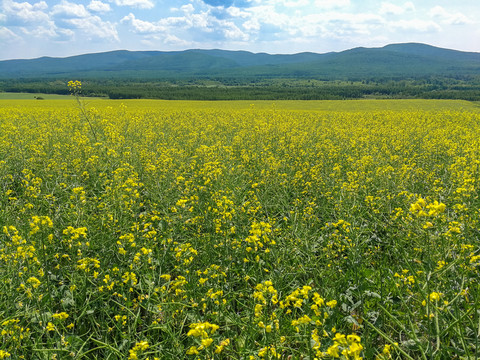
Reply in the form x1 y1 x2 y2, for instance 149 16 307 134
1 0 479 60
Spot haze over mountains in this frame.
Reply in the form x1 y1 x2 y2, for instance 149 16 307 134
1 43 480 80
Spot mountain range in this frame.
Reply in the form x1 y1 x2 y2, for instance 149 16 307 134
1 43 480 80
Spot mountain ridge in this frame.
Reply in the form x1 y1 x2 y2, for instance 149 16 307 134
1 43 479 80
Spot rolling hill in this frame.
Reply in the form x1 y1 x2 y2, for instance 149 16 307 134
1 43 479 80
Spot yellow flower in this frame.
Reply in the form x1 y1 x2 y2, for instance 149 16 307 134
429 292 442 302
327 300 337 308
186 346 199 355
134 341 149 351
201 338 213 348
52 312 69 320
27 276 41 289
326 344 340 358
382 344 392 354
129 341 149 359
215 339 230 354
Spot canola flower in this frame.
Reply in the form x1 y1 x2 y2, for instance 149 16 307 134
67 80 82 92
0 98 479 358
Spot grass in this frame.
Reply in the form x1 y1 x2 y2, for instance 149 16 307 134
0 97 479 359
0 92 73 100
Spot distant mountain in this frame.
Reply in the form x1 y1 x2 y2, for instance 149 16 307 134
1 43 479 80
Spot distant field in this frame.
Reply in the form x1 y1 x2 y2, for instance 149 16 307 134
1 96 479 112
0 92 73 100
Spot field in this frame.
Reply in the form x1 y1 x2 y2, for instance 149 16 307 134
0 93 74 100
0 97 479 359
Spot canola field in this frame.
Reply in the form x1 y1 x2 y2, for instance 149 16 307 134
0 97 480 359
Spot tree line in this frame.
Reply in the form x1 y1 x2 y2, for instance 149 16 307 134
1 77 479 101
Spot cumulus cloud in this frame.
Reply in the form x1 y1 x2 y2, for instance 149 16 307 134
121 13 166 33
21 23 57 38
51 1 90 18
122 6 216 35
298 11 383 39
313 0 350 9
88 0 112 13
243 4 290 29
64 15 119 40
110 0 154 9
391 19 441 32
242 17 260 31
379 2 415 16
235 3 386 41
281 0 310 7
32 1 48 10
226 6 250 18
121 3 252 45
3 0 51 24
429 6 473 25
181 4 195 13
219 20 248 40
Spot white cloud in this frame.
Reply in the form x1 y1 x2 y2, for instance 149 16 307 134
226 7 250 18
139 33 192 47
55 27 75 40
163 34 190 46
180 4 195 13
21 23 57 38
48 0 119 41
33 1 48 10
242 17 260 31
391 19 441 32
380 3 404 15
3 0 51 23
262 8 383 39
185 12 211 31
429 6 473 25
383 1 416 16
404 2 415 12
110 0 154 9
220 20 249 40
88 0 112 13
281 0 310 7
379 2 415 15
0 26 20 41
313 0 350 9
244 5 290 29
121 5 252 45
223 3 385 41
52 1 90 18
64 15 119 40
121 13 166 33
122 8 215 35
1 0 64 40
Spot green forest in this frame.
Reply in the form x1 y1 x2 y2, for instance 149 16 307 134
1 77 480 101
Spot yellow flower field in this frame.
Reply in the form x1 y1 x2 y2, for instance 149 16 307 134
0 97 479 359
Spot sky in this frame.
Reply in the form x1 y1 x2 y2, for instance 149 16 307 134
1 0 479 60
